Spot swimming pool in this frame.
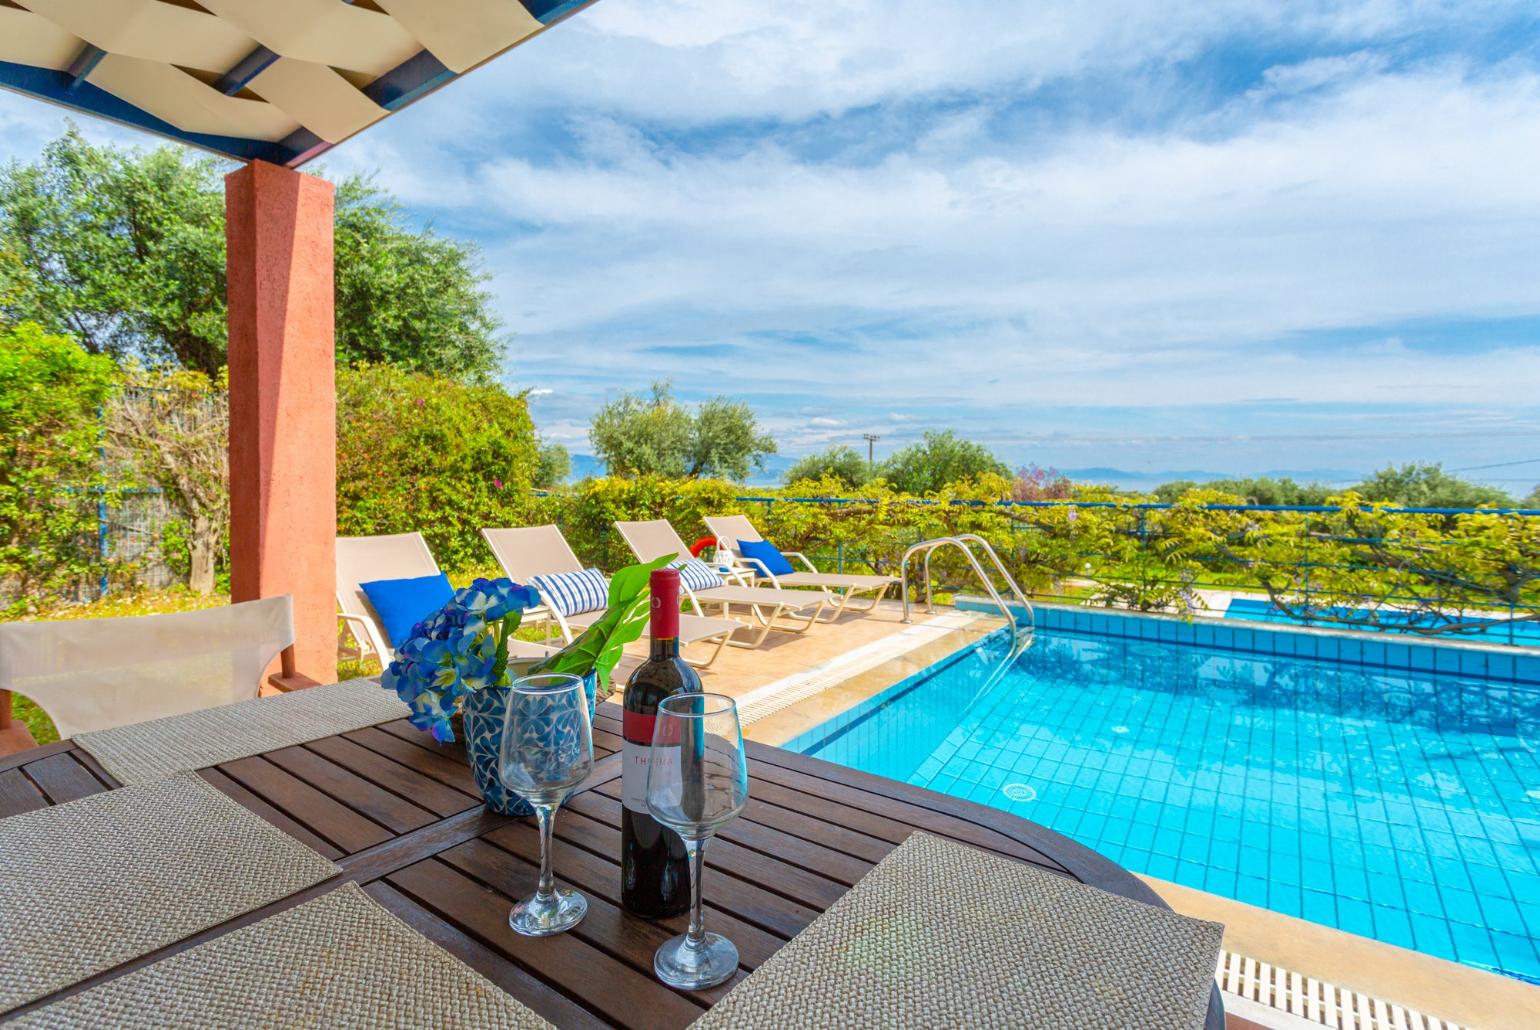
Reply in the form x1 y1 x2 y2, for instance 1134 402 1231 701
786 623 1540 982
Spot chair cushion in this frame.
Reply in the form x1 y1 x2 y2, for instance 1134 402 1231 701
532 568 609 618
671 556 725 592
359 573 455 648
736 538 796 577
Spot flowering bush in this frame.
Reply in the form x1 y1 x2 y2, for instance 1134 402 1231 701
381 577 540 742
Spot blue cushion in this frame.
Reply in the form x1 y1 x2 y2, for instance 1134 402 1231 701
360 573 455 647
736 538 795 577
532 568 609 617
670 556 725 592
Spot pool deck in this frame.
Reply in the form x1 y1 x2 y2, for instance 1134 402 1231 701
610 597 1540 1030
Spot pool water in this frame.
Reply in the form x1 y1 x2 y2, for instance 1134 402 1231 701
786 628 1540 982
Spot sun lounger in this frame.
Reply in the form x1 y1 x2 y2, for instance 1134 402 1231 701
613 520 828 647
336 532 553 664
480 525 740 667
704 513 899 622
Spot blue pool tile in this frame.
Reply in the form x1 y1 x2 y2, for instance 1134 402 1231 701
1361 640 1386 665
1458 650 1488 677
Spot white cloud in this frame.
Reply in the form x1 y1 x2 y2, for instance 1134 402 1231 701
527 387 555 397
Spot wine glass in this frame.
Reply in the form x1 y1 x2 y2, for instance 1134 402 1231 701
498 672 594 937
646 692 749 990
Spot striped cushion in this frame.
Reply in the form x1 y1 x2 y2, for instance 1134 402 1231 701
671 557 725 592
531 568 609 617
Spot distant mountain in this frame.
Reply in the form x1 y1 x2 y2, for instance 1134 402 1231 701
555 457 1363 493
1060 467 1361 490
559 453 795 487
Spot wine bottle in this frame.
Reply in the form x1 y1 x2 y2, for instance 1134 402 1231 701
621 567 700 918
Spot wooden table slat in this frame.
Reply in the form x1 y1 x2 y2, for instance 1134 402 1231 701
262 744 441 835
559 796 819 941
303 735 480 818
217 754 395 854
341 725 482 795
19 751 111 805
438 838 747 1006
0 767 49 818
580 788 850 909
386 858 707 1028
480 821 788 971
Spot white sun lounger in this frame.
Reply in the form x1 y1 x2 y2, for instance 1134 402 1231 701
480 525 740 668
336 532 553 665
704 513 899 622
613 520 828 648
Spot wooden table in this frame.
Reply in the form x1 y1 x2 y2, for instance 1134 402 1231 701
1 703 1225 1028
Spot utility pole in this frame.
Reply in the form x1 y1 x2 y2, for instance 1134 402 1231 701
862 433 880 469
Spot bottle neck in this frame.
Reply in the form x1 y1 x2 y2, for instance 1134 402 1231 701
649 635 680 660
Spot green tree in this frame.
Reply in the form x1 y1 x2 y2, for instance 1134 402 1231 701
0 321 117 610
879 431 1008 495
536 440 571 487
784 446 871 488
332 177 502 382
336 365 537 570
1525 484 1540 508
589 382 776 480
1155 476 1332 506
0 130 226 372
0 129 503 380
1352 463 1513 508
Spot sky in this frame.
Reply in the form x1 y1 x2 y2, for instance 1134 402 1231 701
3 1 1539 487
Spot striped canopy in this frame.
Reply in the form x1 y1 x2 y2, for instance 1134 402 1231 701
0 0 598 167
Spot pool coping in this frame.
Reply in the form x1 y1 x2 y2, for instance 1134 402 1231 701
1150 875 1538 1030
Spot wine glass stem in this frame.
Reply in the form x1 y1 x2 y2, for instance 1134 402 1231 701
684 836 708 948
534 803 557 902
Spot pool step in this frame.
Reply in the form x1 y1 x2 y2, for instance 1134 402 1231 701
1216 950 1466 1030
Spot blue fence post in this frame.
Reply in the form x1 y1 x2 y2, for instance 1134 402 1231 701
97 493 109 599
837 540 844 573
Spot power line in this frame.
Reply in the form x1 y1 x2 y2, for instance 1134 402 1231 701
1447 457 1540 473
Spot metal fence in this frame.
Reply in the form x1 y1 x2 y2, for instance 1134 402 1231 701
724 495 1540 648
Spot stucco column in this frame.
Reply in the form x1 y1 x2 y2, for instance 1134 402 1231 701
225 160 337 688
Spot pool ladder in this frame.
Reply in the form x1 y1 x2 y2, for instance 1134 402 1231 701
900 534 1036 637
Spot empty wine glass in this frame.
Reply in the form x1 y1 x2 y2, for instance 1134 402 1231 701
646 693 749 990
498 672 593 937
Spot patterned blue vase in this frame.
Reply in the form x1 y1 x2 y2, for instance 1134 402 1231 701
462 672 598 817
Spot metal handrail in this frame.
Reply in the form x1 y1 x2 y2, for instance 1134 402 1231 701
901 536 1035 634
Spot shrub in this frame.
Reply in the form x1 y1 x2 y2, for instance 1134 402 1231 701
0 322 117 611
336 365 537 570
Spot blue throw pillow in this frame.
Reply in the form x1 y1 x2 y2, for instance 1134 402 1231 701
736 538 795 577
360 573 455 647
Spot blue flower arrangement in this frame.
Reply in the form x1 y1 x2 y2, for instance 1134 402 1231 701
381 577 541 742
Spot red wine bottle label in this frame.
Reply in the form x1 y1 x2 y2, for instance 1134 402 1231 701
623 740 678 813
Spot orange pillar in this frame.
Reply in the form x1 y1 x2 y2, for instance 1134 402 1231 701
225 160 337 688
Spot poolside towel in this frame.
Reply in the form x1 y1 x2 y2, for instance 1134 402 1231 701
9 883 551 1029
77 677 410 785
0 773 338 1012
692 831 1224 1030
